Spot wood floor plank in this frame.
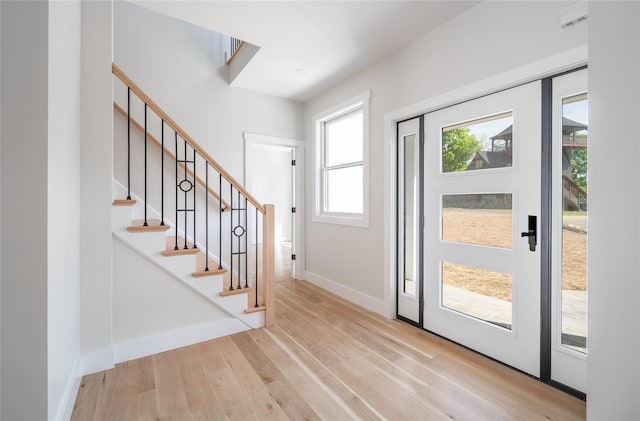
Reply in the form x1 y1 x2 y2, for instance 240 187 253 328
247 328 354 420
92 365 129 421
70 371 101 421
267 325 382 421
152 350 191 419
198 338 256 420
71 278 585 421
231 332 322 421
217 335 289 421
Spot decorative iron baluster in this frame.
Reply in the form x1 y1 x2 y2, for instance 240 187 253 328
229 183 234 291
126 87 131 200
205 163 209 272
236 188 242 290
183 140 188 249
143 103 148 226
218 173 223 271
244 196 249 289
192 148 197 249
174 132 179 250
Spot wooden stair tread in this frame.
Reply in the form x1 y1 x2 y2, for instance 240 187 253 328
161 247 200 256
245 306 266 314
113 199 136 206
220 287 252 297
192 268 226 277
127 219 169 232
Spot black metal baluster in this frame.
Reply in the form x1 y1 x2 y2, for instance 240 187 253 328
183 140 188 249
218 174 223 271
160 119 165 226
174 132 179 250
236 189 242 290
143 104 148 226
205 163 209 272
192 149 197 249
229 184 234 291
244 196 248 289
126 88 131 200
255 207 259 307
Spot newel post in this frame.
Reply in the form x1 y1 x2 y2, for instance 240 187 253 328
263 204 276 327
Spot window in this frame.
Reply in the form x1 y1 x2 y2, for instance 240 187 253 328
314 91 370 227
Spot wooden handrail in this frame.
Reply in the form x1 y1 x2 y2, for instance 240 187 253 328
226 41 246 65
113 103 232 211
112 63 265 214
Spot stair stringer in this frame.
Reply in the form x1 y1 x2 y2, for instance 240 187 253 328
112 205 265 331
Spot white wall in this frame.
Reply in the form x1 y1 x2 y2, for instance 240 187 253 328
0 1 49 419
587 2 640 419
113 238 228 343
48 1 83 419
303 1 587 312
113 1 304 186
80 0 115 373
0 1 3 416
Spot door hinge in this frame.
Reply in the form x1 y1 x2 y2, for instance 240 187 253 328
292 159 296 166
291 254 296 260
292 207 296 213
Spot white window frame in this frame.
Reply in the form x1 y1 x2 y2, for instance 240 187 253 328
313 90 370 227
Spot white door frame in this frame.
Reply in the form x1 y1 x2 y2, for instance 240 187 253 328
244 131 306 281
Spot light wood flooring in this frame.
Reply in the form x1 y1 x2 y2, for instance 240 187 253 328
71 273 585 420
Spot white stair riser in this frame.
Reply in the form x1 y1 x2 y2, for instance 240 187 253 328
190 276 224 296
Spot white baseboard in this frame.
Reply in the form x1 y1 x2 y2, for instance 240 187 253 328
114 317 251 363
55 356 84 421
305 271 386 316
82 347 115 376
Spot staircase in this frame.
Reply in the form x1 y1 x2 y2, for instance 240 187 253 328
110 63 275 359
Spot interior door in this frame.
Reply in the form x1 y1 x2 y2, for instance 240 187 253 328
551 69 588 391
397 117 422 324
423 82 542 376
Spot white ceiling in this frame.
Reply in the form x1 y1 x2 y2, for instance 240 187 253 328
130 1 479 102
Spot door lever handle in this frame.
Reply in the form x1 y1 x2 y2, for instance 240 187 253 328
520 215 537 252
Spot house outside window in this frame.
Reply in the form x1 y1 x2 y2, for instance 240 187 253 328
313 91 370 227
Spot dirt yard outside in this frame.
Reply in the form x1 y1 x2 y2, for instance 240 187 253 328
442 209 587 302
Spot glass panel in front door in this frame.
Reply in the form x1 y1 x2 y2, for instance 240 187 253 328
423 81 541 377
551 68 588 393
403 134 418 297
560 93 588 354
397 117 421 324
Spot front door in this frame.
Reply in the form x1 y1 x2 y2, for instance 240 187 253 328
422 82 542 376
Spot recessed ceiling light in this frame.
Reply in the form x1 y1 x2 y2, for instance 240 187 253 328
294 68 306 75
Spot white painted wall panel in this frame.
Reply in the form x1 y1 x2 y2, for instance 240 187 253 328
587 2 640 419
113 238 227 343
80 0 114 372
0 2 49 419
48 1 82 419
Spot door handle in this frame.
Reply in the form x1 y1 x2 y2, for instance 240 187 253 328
520 215 537 252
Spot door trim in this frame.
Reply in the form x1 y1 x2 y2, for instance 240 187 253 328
244 131 305 281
